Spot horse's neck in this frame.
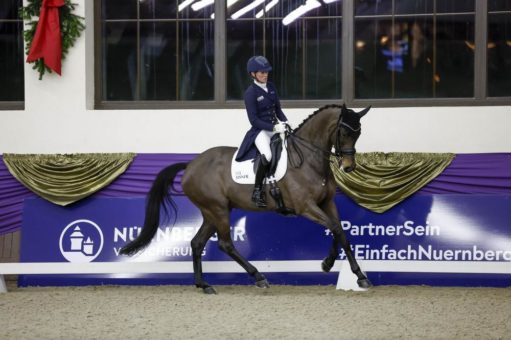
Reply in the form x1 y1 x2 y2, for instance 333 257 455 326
295 109 337 152
293 109 338 174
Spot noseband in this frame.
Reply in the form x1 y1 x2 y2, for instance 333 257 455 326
334 114 360 158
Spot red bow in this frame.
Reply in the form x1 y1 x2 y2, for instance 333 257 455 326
26 0 66 75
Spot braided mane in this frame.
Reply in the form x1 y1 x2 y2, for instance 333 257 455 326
292 104 342 133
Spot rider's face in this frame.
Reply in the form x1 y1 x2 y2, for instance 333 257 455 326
252 71 268 84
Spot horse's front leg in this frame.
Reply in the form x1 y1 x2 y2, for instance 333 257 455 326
303 200 372 289
321 238 339 273
319 199 342 273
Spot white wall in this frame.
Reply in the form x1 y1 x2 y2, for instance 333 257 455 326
1 0 510 155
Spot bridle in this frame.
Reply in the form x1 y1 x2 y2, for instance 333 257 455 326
286 111 361 168
335 114 361 158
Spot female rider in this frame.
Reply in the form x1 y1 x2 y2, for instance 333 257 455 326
236 56 290 208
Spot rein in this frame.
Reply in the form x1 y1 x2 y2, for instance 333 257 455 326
286 133 337 168
286 113 360 168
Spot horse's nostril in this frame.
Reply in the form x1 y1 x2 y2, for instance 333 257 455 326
344 165 355 173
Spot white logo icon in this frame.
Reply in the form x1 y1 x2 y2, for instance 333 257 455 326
59 219 104 263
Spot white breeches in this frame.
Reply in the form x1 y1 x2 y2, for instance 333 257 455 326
255 130 276 162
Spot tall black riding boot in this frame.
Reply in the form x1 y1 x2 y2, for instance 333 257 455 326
252 156 269 208
269 181 296 216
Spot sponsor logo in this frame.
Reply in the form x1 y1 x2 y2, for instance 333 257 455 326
59 219 104 263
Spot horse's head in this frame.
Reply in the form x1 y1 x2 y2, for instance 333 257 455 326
334 104 370 173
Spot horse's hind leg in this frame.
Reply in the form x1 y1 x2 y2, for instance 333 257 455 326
205 208 270 289
191 221 217 294
217 231 270 289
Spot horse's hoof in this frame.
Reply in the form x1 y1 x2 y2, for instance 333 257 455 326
321 257 334 273
357 278 372 289
256 279 270 289
203 286 217 294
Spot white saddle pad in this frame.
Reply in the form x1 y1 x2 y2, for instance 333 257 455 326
231 147 288 184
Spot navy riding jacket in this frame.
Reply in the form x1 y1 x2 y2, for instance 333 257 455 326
236 82 288 162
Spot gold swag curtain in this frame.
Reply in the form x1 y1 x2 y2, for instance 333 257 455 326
3 153 135 206
331 152 455 213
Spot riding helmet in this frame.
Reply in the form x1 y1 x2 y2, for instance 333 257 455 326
247 56 272 73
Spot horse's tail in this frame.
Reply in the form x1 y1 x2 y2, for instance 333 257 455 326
120 162 188 256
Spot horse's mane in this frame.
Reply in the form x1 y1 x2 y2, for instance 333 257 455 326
292 104 343 133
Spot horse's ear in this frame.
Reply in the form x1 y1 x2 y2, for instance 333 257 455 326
358 105 371 118
342 103 347 111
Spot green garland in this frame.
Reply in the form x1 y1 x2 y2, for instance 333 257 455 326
20 0 85 80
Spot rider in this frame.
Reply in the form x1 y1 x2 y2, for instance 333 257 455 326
236 56 290 208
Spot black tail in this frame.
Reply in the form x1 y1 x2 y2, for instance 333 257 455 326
120 162 188 256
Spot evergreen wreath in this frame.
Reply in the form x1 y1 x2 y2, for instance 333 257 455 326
20 0 85 79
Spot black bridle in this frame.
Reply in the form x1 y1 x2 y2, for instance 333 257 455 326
286 112 361 168
335 114 361 158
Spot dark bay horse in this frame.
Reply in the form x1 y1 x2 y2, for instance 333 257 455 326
121 104 372 294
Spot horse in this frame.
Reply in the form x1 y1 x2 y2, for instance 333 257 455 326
120 104 372 294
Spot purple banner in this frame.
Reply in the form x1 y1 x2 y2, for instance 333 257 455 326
19 194 511 287
2 153 511 236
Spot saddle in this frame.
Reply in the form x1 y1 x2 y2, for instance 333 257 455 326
231 135 288 185
232 134 295 216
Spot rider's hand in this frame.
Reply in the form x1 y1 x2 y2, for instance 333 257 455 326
273 122 286 134
283 121 292 131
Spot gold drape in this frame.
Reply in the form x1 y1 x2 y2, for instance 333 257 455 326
3 153 135 206
331 152 455 213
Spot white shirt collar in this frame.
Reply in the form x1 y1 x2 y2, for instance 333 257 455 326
254 80 268 92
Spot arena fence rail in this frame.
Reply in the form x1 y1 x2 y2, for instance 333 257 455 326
1 260 510 293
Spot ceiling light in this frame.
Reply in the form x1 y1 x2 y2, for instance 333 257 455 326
191 0 214 11
231 0 265 19
282 0 321 26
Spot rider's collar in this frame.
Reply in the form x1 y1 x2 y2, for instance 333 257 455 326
253 80 268 92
